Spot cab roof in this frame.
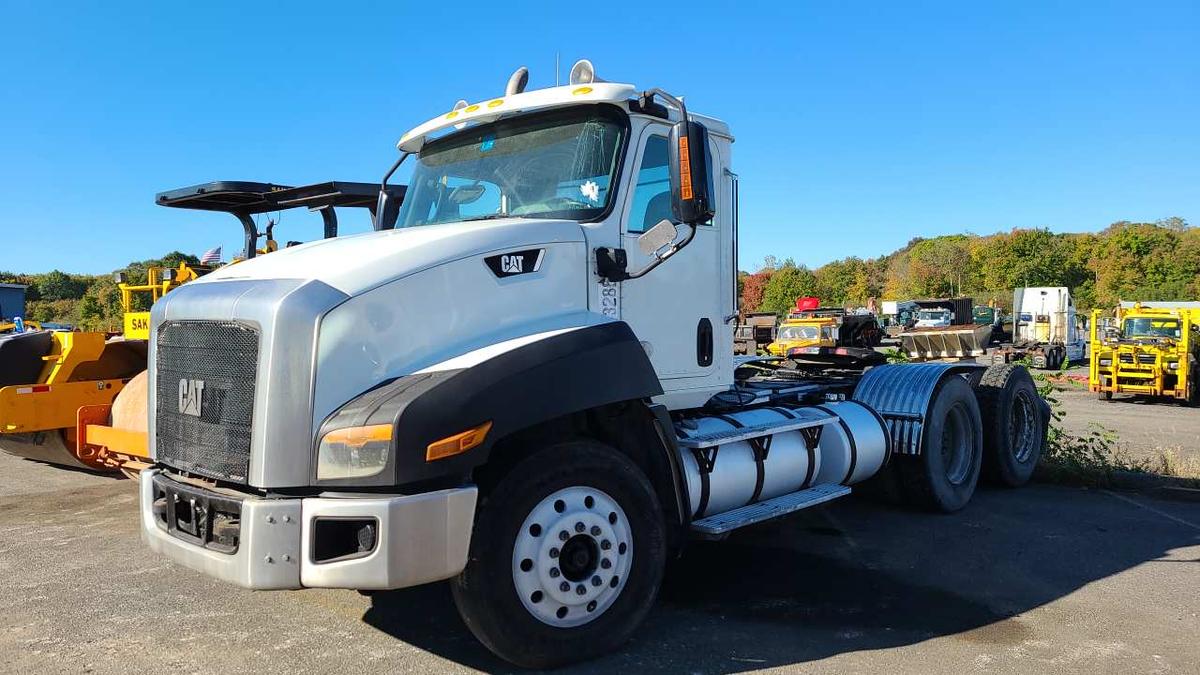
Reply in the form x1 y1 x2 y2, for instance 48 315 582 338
397 81 731 153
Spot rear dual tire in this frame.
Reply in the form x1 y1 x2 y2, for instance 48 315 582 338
976 364 1044 487
451 440 665 669
893 376 984 512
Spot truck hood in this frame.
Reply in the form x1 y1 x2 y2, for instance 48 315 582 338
196 217 586 296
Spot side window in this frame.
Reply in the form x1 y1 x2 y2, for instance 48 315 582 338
627 135 670 234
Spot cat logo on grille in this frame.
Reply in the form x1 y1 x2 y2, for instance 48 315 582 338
178 378 205 417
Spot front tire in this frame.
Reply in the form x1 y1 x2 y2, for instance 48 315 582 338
451 440 666 669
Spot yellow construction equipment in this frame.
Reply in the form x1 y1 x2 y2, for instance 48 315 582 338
117 262 205 339
1 179 397 476
0 267 191 471
1 320 42 333
766 297 882 357
1090 302 1199 405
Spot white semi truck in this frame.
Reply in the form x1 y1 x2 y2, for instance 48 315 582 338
139 62 1049 668
990 286 1087 369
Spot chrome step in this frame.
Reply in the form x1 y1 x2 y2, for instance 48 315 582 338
676 408 837 449
689 483 851 538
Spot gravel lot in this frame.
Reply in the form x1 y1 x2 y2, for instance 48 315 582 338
1053 364 1200 462
1 450 1198 674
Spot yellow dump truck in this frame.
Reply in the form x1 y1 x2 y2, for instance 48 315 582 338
0 179 397 474
1090 302 1199 404
767 300 882 357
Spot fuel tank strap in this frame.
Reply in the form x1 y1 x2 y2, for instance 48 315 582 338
813 404 857 484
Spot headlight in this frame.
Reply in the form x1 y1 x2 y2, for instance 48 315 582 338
1168 361 1179 370
1099 358 1112 367
316 424 392 480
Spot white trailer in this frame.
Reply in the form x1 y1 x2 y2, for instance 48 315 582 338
137 61 1049 668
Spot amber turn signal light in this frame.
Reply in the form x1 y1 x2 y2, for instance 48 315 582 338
426 421 493 462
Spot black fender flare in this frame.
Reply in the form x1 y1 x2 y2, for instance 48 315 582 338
315 321 664 487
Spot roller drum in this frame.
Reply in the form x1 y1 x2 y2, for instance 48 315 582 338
0 431 93 470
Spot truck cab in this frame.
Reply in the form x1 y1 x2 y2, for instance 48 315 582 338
138 62 1046 668
915 308 952 328
1090 302 1199 403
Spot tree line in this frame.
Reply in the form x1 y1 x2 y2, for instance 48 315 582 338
5 218 1198 330
740 218 1199 316
1 252 199 331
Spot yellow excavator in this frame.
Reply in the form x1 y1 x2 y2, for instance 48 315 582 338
1 320 42 334
0 180 397 476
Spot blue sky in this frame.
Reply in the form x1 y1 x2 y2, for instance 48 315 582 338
2 1 1197 274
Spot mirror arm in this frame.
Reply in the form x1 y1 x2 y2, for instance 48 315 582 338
624 223 697 280
375 152 410 230
381 152 410 190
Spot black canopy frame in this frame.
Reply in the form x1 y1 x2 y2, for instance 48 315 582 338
155 181 406 259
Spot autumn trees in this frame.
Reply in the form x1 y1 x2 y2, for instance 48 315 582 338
740 219 1197 316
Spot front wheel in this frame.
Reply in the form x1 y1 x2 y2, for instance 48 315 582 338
451 440 666 669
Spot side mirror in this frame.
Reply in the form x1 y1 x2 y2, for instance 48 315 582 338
375 188 401 230
667 119 715 225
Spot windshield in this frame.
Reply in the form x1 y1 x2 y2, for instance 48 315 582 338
1123 317 1180 338
918 310 948 321
396 106 626 228
778 325 820 341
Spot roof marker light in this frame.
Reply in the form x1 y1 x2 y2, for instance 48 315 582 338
569 59 596 85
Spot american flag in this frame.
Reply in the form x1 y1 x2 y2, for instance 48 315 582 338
199 246 222 264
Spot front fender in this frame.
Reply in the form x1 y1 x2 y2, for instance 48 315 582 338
314 321 662 488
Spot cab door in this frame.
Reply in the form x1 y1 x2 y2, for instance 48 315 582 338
616 127 726 385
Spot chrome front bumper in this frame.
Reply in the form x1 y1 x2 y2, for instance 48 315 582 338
140 469 477 591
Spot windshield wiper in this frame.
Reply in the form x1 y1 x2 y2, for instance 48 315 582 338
457 213 517 223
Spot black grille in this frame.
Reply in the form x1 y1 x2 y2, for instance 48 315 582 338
155 320 259 483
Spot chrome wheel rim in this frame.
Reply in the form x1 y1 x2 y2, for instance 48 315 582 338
1011 390 1037 463
512 486 632 628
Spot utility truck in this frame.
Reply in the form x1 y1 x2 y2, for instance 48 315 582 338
899 298 993 361
137 62 1048 668
990 287 1086 369
1090 301 1199 404
766 297 882 357
880 299 918 337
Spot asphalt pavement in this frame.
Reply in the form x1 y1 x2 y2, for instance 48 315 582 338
2 450 1198 674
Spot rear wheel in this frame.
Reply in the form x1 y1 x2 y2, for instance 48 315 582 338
895 376 983 512
977 364 1044 487
451 440 666 669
